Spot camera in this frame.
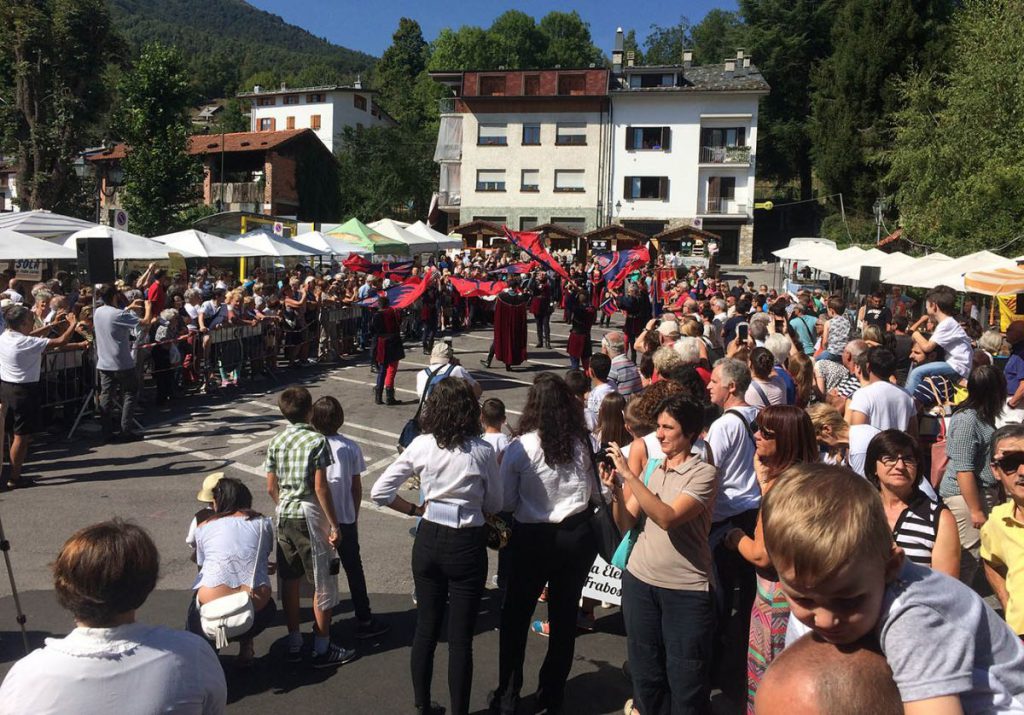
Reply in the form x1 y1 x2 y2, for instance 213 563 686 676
598 443 616 469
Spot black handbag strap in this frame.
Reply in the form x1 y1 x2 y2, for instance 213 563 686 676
586 437 607 506
414 363 450 420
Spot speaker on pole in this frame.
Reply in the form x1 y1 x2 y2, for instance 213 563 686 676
859 265 881 295
76 236 115 285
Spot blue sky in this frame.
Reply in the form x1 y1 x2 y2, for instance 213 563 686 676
246 0 738 57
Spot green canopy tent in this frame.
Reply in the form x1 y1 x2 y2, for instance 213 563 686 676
326 218 408 257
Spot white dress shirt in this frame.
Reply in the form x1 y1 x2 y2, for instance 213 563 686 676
371 434 502 527
500 431 598 524
0 623 226 715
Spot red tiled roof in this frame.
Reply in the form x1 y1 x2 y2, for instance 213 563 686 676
87 129 314 162
878 228 903 247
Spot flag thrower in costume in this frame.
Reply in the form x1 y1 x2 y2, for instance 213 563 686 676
502 227 569 280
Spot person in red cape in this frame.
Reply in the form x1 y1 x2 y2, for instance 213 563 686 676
567 288 596 371
481 276 530 372
419 279 439 355
371 293 405 405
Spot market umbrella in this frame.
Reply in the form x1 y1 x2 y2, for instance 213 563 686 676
0 209 96 240
369 218 439 254
65 225 169 260
0 228 77 260
326 218 408 256
225 227 325 259
151 229 274 258
293 231 372 257
963 266 1024 296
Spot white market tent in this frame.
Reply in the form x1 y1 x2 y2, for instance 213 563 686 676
369 218 440 254
823 247 893 280
0 228 77 260
879 252 952 284
0 209 96 240
406 220 463 251
64 225 169 260
806 246 867 275
293 231 371 257
901 250 1015 291
229 228 326 258
771 240 838 261
151 229 275 259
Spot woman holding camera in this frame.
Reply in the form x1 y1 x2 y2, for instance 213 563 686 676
604 395 718 714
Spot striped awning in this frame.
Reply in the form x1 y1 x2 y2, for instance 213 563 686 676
963 265 1024 296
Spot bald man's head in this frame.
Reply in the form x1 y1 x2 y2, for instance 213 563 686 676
755 634 901 715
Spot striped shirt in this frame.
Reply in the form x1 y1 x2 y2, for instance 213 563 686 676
264 423 332 520
892 491 947 567
609 354 643 398
814 359 860 397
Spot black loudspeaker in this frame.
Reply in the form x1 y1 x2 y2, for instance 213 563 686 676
859 265 881 295
76 236 116 285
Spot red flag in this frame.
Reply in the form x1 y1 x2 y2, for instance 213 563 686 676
357 271 432 309
503 227 569 280
594 248 651 290
449 277 508 298
342 255 413 279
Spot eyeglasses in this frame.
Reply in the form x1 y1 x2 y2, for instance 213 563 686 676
992 451 1024 473
753 423 776 440
879 455 918 467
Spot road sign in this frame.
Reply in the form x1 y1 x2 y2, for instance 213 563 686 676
691 217 703 229
114 209 129 230
273 221 284 236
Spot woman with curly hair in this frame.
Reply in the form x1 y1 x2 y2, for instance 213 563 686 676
371 378 502 715
490 372 602 715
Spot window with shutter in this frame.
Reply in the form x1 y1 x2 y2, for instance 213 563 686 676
521 170 540 192
476 170 506 192
478 123 508 146
625 127 636 151
555 123 587 146
661 127 671 151
554 170 585 193
624 176 667 200
286 116 295 130
269 118 276 131
310 115 321 130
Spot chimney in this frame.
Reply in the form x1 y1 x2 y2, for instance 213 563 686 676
736 48 745 61
626 50 635 68
354 75 362 89
743 57 751 70
253 85 261 93
612 27 624 74
724 59 736 78
682 49 693 69
280 82 286 90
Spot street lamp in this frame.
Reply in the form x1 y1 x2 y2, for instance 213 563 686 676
615 200 621 215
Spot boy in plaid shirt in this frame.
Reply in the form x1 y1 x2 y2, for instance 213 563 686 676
266 386 355 667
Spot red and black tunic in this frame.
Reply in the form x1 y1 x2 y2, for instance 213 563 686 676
567 304 596 359
372 307 406 364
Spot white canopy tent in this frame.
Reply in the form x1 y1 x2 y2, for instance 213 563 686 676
406 221 463 251
806 246 867 275
771 240 838 261
64 225 169 260
292 231 371 257
901 250 1015 291
151 229 274 259
229 229 326 259
819 247 893 280
879 252 952 284
0 210 96 240
0 228 77 260
368 218 440 254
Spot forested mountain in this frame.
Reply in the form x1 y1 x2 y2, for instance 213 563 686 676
108 0 377 98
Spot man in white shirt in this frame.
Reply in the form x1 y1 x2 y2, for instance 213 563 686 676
849 347 917 433
705 358 761 691
906 284 973 394
94 284 154 443
415 342 481 399
198 289 229 332
584 353 616 429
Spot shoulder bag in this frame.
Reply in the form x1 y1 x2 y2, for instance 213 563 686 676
586 442 622 563
199 519 263 649
398 364 452 452
610 458 661 569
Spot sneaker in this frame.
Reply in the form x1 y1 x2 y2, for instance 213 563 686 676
623 698 638 715
310 643 357 668
530 620 550 638
286 647 303 664
355 617 391 640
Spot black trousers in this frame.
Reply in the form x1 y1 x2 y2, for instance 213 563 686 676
493 510 598 712
411 520 487 715
709 508 759 692
535 312 551 345
337 522 372 623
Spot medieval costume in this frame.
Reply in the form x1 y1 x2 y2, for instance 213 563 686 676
372 300 405 405
528 274 553 349
567 300 596 371
482 287 530 372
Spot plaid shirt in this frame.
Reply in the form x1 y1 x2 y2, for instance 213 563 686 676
264 423 332 520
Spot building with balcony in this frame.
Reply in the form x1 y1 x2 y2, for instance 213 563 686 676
238 83 397 154
85 129 339 223
608 36 770 265
0 158 18 213
430 68 610 235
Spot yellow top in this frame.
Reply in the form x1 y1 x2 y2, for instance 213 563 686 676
981 500 1024 635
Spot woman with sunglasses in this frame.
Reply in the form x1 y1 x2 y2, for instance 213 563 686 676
722 405 817 713
865 430 960 578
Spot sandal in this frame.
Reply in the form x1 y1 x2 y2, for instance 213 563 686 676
530 620 551 638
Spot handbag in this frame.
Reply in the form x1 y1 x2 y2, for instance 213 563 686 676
586 444 622 563
610 458 661 570
199 520 263 649
398 364 452 452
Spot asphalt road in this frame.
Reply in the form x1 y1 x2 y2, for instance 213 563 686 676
0 264 772 714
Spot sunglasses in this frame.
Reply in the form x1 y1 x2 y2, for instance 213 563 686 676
879 455 918 467
992 451 1024 473
752 423 776 439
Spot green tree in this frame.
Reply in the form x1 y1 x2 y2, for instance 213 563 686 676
488 11 546 69
209 99 249 134
0 0 118 214
112 43 202 236
643 17 691 65
689 10 746 65
886 0 1024 254
810 0 954 213
376 18 430 128
427 26 494 70
538 11 604 67
739 0 838 198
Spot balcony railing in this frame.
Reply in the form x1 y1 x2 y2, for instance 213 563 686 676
211 182 264 205
438 97 457 114
699 145 751 164
704 198 747 215
437 191 461 207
